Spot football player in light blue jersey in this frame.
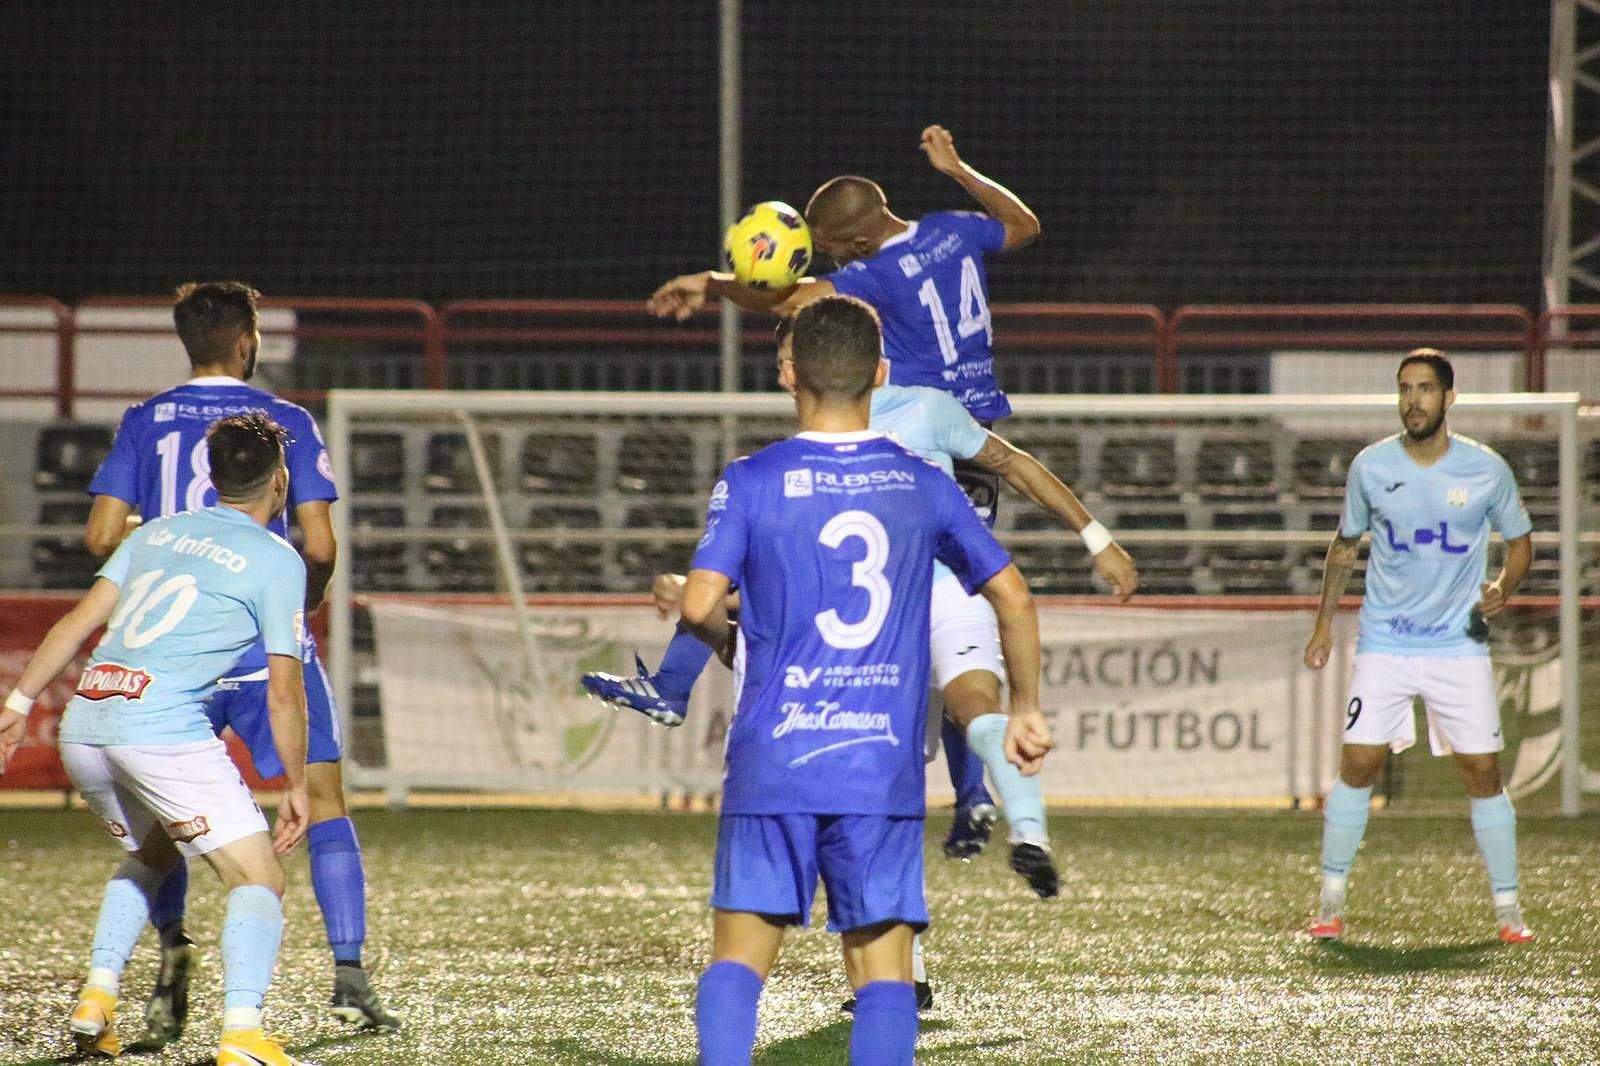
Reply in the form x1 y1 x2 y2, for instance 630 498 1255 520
680 296 1051 1066
1 415 311 1065
1303 350 1534 944
83 282 395 1036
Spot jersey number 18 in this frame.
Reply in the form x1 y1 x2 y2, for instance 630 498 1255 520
156 431 215 516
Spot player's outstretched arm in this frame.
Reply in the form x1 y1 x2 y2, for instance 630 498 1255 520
1304 534 1362 669
647 272 834 322
1479 533 1531 618
919 124 1040 251
265 652 310 853
969 433 1138 600
0 578 122 772
84 495 136 558
978 563 1052 775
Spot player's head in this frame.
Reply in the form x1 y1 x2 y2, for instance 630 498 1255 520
207 412 289 520
805 176 892 265
784 296 887 404
1396 348 1455 441
174 281 262 380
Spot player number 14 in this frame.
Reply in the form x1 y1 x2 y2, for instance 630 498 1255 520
916 255 991 366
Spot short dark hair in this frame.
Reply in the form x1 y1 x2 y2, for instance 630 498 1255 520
773 314 795 349
788 295 882 401
207 412 287 500
1398 348 1454 390
173 281 259 367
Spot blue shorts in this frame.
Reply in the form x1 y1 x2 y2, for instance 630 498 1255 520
712 814 928 934
205 654 343 779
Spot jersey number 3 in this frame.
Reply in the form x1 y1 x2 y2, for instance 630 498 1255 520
814 510 892 650
156 431 215 516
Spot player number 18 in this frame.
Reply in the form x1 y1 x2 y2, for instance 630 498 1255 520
156 430 215 516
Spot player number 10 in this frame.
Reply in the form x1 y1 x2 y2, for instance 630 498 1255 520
916 255 992 366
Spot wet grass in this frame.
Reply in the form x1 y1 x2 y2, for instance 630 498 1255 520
2 808 1598 1064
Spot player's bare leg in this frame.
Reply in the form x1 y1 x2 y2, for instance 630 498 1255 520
1311 743 1386 940
305 759 399 1031
1452 751 1532 942
943 669 1058 898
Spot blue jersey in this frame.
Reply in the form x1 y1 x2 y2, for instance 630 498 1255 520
870 383 990 583
827 211 1010 422
59 506 308 747
690 431 1012 816
1341 433 1531 657
89 376 337 673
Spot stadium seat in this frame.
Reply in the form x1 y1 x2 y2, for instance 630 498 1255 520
32 500 98 588
1196 438 1277 499
1007 510 1100 594
1292 438 1364 498
350 505 409 591
1113 511 1196 594
616 504 697 583
1009 433 1082 490
422 505 496 591
424 431 502 494
1100 437 1178 499
1489 439 1558 499
33 424 113 491
521 433 599 494
616 430 696 495
348 432 406 494
522 506 603 592
1205 511 1292 594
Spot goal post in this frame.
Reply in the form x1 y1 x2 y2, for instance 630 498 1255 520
325 390 1591 815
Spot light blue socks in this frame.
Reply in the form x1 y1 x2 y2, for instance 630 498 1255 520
1470 791 1519 901
221 885 284 1028
966 713 1048 845
1320 778 1373 894
87 858 165 989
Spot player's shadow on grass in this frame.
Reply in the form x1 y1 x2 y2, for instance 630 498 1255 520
1312 937 1499 973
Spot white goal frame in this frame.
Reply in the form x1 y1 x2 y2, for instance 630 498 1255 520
325 390 1590 815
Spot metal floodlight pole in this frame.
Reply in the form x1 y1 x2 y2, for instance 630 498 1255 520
719 0 742 395
1545 0 1576 308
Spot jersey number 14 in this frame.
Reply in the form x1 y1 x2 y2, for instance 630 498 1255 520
916 255 991 366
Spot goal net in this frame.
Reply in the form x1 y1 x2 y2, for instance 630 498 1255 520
324 391 1594 815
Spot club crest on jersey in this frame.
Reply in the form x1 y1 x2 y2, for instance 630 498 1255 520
166 815 212 844
784 469 814 497
76 663 154 701
1447 486 1470 507
898 253 922 278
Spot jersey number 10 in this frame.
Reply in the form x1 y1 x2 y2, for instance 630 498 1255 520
156 431 215 516
916 255 992 366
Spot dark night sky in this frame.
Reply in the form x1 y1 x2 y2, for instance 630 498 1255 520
0 2 1550 308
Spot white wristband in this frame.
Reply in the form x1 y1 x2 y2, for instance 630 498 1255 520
1079 520 1114 556
4 690 34 719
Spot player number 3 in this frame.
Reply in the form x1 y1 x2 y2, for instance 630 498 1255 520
814 510 892 650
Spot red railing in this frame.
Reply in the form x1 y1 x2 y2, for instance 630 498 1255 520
1 297 1590 413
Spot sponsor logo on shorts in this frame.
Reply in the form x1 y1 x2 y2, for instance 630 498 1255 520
102 820 129 840
76 663 154 701
166 815 212 844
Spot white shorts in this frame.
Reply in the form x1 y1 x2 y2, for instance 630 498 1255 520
929 574 1003 691
61 738 270 858
1343 653 1502 757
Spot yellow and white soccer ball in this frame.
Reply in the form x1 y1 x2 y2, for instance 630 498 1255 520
723 201 812 290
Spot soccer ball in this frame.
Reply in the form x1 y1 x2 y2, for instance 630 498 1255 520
723 201 813 290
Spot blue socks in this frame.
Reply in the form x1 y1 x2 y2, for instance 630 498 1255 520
849 981 919 1065
966 713 1048 845
1320 779 1373 887
308 817 368 966
695 960 763 1065
941 717 993 810
1470 791 1519 898
655 624 715 704
88 858 164 981
221 885 284 1020
152 859 189 945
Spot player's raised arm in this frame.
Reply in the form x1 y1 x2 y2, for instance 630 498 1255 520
968 431 1138 600
648 271 834 322
0 577 122 771
919 124 1040 251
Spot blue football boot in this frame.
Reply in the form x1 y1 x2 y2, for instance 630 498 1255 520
581 654 688 727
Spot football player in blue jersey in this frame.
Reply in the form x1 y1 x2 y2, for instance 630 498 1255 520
649 125 1042 855
1 414 311 1065
81 283 396 1036
1303 350 1535 944
682 295 1050 1065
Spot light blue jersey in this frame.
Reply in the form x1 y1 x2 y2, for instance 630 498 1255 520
1341 433 1531 657
60 506 308 746
870 384 990 583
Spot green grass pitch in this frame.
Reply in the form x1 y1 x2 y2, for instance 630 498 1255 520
2 808 1597 1064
